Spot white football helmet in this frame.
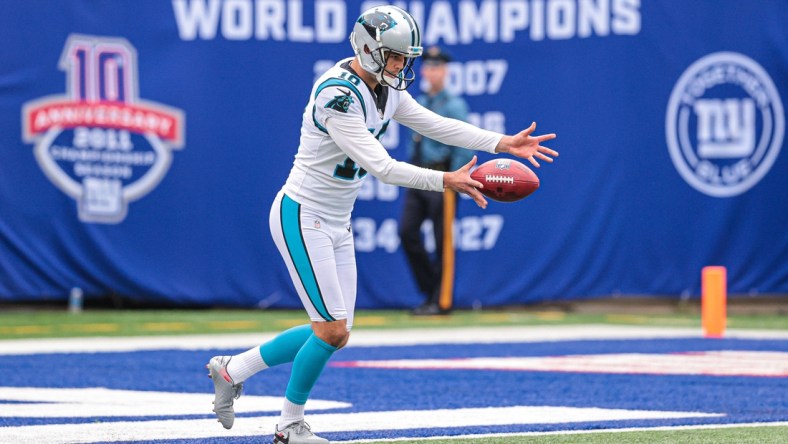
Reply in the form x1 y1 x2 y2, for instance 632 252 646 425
349 5 423 90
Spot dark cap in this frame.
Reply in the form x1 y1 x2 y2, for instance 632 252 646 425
421 46 452 65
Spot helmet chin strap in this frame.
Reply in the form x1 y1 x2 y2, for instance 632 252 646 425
375 71 387 85
379 68 406 90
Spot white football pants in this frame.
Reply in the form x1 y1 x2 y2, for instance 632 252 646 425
269 190 357 329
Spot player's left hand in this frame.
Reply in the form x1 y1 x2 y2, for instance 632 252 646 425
495 122 558 167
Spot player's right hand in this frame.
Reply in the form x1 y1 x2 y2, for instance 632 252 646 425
443 156 487 209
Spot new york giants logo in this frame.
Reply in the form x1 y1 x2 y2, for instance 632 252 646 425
666 52 784 197
22 34 185 223
694 98 755 159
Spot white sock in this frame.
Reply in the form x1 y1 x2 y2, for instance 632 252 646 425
278 399 305 429
226 346 268 383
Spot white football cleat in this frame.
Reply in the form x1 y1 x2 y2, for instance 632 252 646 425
206 356 243 429
273 420 328 443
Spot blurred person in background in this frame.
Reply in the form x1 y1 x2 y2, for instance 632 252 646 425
400 46 473 316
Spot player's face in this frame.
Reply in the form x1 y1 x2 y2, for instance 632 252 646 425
384 52 406 76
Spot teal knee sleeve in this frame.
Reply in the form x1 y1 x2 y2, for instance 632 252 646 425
285 334 337 405
259 324 313 367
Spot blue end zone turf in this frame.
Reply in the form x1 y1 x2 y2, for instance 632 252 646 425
1 337 786 442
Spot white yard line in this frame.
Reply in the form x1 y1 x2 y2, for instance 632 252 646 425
0 387 349 417
0 405 722 443
0 325 786 355
337 350 788 377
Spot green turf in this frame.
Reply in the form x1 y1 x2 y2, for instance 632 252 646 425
350 425 788 443
0 307 784 339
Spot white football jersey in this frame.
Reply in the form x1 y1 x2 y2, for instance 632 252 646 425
282 58 500 223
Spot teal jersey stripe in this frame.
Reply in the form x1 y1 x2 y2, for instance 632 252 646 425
280 195 335 321
312 105 328 134
315 78 367 119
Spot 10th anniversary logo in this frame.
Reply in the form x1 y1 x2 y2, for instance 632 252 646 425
22 34 185 223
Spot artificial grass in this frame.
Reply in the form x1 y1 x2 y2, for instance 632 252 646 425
352 425 788 444
0 307 784 339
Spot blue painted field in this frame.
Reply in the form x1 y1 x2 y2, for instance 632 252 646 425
1 333 786 443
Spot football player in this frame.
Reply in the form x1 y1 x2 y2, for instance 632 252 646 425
208 5 558 443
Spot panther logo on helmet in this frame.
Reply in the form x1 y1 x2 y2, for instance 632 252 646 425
349 6 423 91
360 12 397 34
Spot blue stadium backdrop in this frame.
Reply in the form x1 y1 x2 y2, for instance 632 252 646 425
1 0 786 308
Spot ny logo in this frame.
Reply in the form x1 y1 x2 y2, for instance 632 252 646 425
694 98 755 158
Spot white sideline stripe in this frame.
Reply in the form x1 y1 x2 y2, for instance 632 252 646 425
342 421 788 443
0 405 722 443
0 388 349 417
338 351 788 377
1 325 787 355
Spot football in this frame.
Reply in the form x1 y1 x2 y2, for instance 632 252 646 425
470 158 540 202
